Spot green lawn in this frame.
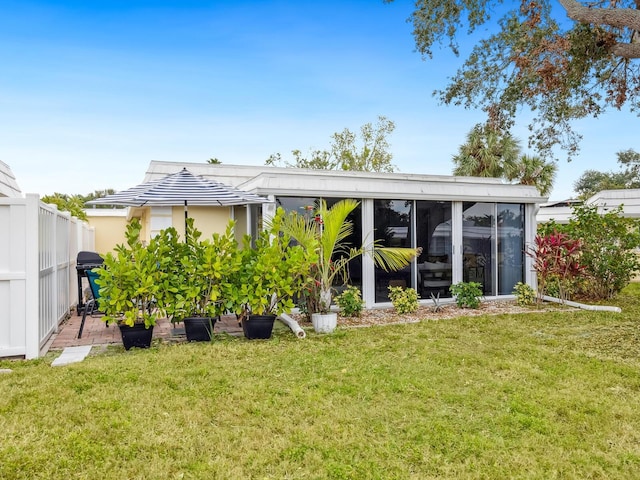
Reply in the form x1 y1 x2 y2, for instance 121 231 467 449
2 289 640 479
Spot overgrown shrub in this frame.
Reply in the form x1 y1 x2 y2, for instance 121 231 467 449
449 282 483 309
539 204 640 299
513 282 536 307
335 286 364 317
388 286 419 314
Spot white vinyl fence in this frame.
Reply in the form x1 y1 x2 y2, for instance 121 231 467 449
0 194 94 359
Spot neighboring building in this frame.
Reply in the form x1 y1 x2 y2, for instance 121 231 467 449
0 160 22 197
91 160 547 307
537 189 640 224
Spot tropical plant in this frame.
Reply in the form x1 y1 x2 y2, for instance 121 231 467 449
453 124 557 196
449 282 483 309
94 219 168 328
512 282 536 307
505 154 557 197
453 124 521 179
527 231 584 302
334 286 364 317
388 286 420 314
278 198 419 315
233 208 314 318
164 218 242 321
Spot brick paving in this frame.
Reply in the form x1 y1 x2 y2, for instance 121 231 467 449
48 310 243 350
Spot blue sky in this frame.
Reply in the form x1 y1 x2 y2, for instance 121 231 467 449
1 0 637 201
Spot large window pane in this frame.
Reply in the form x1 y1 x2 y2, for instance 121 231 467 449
276 196 362 290
498 203 524 295
374 199 413 302
416 201 452 298
462 202 495 296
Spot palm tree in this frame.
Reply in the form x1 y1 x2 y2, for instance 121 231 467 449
277 199 419 314
505 154 557 197
453 124 556 196
452 124 521 178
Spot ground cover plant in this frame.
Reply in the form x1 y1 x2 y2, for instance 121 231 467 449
1 288 640 479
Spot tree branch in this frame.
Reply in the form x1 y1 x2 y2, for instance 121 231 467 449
559 0 640 32
611 41 640 58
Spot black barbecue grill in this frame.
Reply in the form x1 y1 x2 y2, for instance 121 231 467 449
76 251 103 314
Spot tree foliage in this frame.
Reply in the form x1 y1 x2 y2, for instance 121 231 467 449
266 116 397 172
42 189 117 221
573 149 640 198
386 0 640 161
453 124 557 195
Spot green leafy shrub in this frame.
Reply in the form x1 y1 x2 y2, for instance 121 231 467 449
513 282 536 307
95 219 169 328
388 286 419 314
335 285 364 317
539 204 640 300
449 282 483 309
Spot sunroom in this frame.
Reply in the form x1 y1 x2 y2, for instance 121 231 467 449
226 165 544 307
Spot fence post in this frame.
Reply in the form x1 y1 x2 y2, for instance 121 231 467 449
24 194 40 359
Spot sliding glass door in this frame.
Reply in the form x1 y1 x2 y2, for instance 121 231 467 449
462 202 524 296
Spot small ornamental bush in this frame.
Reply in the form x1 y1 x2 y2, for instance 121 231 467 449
528 231 583 302
388 286 420 314
335 285 364 317
449 282 483 309
513 282 536 307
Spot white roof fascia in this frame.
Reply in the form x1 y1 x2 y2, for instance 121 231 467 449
84 208 129 217
145 160 268 187
587 189 640 218
144 160 546 204
536 206 573 224
239 172 546 204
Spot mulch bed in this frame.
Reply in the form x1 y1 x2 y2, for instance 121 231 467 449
292 300 571 329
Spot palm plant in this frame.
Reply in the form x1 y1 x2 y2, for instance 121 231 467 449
278 199 419 314
452 124 521 178
504 154 557 196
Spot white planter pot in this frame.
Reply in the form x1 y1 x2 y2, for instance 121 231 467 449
311 312 337 334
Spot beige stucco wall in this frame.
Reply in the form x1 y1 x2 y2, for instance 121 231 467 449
87 205 248 253
171 205 233 239
85 210 129 254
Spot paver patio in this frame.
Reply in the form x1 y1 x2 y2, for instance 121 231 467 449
48 310 243 350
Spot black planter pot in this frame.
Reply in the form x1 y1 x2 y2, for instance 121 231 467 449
242 314 276 339
183 316 218 342
118 323 154 350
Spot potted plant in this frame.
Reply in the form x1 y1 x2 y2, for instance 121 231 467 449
94 219 169 350
279 199 420 333
163 219 242 341
232 208 315 339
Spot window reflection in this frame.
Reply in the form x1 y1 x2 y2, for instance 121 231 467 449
462 202 495 296
416 201 452 298
374 199 413 302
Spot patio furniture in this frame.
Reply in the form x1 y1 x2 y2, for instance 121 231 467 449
78 269 105 339
75 251 103 314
